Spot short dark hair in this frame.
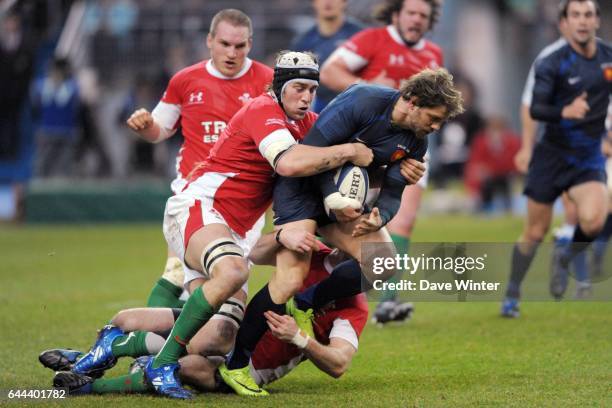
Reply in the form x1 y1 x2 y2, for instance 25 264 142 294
210 9 253 37
373 0 441 31
558 0 600 19
400 68 465 118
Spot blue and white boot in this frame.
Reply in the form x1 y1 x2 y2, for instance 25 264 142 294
144 358 192 399
72 325 124 377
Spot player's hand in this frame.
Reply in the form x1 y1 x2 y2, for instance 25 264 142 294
352 207 383 237
514 146 532 174
400 158 425 184
369 69 396 88
350 142 374 167
277 229 319 254
126 108 154 131
561 92 589 120
265 311 299 343
332 206 363 223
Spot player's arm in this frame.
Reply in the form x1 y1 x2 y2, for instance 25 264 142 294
530 57 589 122
248 229 319 265
320 51 365 92
265 311 356 379
126 102 179 143
361 161 410 234
275 142 373 177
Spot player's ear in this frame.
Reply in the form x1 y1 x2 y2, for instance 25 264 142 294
206 33 213 49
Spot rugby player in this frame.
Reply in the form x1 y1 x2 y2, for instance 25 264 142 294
126 9 272 315
221 68 464 396
501 0 611 316
320 0 445 323
43 236 367 397
134 50 374 398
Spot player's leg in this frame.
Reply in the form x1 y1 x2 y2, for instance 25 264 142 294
297 221 397 310
148 216 250 398
186 283 246 357
177 354 222 392
146 248 185 308
376 183 422 323
501 198 553 316
225 219 316 371
592 209 612 278
553 181 609 298
54 353 223 396
43 308 175 377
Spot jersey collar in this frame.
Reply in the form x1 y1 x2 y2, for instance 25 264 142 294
206 58 253 79
386 25 425 50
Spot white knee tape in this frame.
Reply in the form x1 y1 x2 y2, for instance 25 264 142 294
162 257 185 287
200 238 244 278
211 297 246 328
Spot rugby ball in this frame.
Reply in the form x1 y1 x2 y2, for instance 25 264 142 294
324 163 369 218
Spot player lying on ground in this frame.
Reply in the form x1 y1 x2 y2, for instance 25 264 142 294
220 67 464 396
41 234 367 396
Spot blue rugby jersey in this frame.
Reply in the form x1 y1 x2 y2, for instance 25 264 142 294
291 18 363 113
302 84 428 224
530 39 612 168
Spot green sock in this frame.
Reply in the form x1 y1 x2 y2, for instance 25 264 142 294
110 331 150 358
146 278 183 308
91 371 151 394
381 234 410 302
153 286 216 368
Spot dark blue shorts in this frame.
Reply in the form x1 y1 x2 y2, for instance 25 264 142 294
272 176 332 227
524 142 607 204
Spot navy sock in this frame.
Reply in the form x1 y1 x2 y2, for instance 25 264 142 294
506 244 538 299
227 285 284 369
296 259 365 310
562 224 596 263
597 213 612 241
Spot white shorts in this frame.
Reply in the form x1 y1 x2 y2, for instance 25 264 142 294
163 192 265 284
170 174 187 195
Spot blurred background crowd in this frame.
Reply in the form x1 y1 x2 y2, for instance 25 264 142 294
0 0 610 222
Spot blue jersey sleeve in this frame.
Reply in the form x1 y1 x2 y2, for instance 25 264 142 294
302 86 374 198
530 55 564 122
372 162 406 226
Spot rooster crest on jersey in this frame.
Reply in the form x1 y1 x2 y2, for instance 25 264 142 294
272 51 319 103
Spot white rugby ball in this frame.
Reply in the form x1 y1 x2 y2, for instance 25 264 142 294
324 163 369 218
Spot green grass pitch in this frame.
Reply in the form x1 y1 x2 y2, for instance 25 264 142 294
1 215 611 407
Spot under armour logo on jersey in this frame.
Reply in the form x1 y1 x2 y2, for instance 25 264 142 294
568 76 581 85
189 91 204 103
238 93 252 104
389 54 405 66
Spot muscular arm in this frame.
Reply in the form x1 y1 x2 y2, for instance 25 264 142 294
276 143 362 177
320 56 361 93
248 229 319 265
302 337 356 379
265 311 356 379
126 105 178 143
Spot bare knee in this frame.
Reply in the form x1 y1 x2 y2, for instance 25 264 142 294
523 223 548 244
271 275 304 303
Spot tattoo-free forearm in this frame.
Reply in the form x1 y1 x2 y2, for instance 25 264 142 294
302 339 353 379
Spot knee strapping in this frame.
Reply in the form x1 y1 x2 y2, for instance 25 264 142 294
200 238 244 278
162 257 185 287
